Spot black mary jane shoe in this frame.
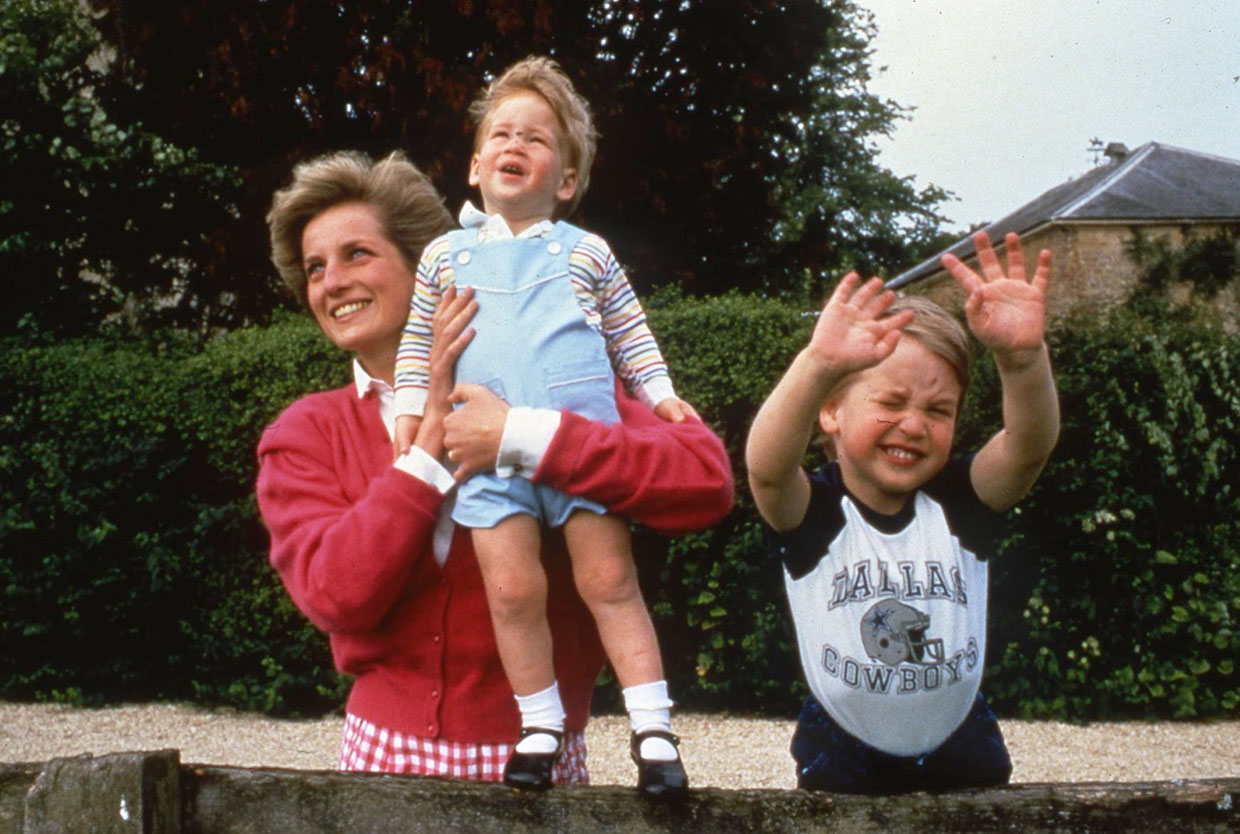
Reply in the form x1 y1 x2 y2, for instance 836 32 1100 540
503 728 564 791
630 729 689 800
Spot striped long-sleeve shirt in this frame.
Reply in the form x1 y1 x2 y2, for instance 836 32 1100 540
393 212 676 417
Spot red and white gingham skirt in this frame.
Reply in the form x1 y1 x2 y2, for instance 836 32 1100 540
339 713 590 784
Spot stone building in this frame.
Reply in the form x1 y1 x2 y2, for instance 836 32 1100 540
889 142 1240 323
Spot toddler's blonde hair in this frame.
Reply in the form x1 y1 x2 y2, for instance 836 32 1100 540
469 56 597 219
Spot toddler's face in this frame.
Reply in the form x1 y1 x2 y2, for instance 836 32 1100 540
469 90 577 232
818 337 961 514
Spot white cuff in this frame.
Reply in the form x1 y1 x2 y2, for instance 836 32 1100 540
496 406 562 479
636 376 678 410
392 386 427 417
393 445 456 494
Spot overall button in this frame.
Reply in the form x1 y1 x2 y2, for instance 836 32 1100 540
457 251 472 265
546 241 563 255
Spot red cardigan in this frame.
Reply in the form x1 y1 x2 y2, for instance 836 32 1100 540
256 379 733 742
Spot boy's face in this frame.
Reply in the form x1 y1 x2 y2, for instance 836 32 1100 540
818 337 961 514
469 90 578 233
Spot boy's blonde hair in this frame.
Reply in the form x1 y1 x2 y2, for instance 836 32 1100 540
267 151 452 310
468 55 598 219
889 294 971 399
819 294 971 457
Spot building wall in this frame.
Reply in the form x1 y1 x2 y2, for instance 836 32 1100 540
908 222 1239 328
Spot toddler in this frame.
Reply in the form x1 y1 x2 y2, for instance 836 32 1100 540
393 56 694 797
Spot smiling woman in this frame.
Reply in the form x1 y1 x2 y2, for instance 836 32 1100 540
255 150 733 785
301 202 419 383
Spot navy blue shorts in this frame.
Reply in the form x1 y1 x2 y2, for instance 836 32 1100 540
791 691 1012 794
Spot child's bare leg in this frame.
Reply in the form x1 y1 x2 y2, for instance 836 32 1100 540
472 515 556 697
473 516 564 763
564 511 683 780
562 511 662 687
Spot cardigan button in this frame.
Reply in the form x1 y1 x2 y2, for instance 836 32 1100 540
431 689 439 699
427 723 436 734
432 634 441 644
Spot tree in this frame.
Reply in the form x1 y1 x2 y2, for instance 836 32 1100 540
0 0 240 335
13 0 948 331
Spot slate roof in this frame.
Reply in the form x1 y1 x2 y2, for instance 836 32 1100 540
889 142 1240 289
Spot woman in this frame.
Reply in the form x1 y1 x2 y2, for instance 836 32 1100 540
257 150 733 784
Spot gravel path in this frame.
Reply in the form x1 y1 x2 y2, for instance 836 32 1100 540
3 702 1238 788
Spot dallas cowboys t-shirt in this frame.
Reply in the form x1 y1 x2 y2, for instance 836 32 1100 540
776 457 1000 757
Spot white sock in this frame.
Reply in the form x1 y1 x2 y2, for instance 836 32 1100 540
623 680 678 762
514 681 566 754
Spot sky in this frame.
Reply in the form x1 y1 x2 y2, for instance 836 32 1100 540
860 0 1240 231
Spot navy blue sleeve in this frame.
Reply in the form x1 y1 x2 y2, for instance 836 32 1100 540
922 455 1005 561
771 464 847 581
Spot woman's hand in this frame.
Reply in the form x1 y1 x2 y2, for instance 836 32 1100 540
414 285 476 458
443 384 510 482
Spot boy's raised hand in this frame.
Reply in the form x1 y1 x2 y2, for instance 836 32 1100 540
808 273 914 382
942 232 1051 360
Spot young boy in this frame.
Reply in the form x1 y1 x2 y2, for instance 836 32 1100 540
746 232 1058 793
392 57 696 796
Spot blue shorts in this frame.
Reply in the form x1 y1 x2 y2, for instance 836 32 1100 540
791 691 1012 793
451 472 606 529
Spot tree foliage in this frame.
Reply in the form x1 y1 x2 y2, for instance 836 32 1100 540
0 0 241 335
29 0 947 332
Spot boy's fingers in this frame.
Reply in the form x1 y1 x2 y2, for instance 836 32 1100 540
880 308 915 334
876 327 903 356
1032 249 1052 294
973 231 1003 282
941 252 983 295
849 276 886 310
1004 232 1026 283
864 288 897 318
828 272 861 306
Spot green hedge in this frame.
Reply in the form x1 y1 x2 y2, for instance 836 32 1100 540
2 297 1237 719
963 306 1240 718
0 315 350 711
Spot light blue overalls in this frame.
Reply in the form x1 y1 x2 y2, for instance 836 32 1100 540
448 220 619 529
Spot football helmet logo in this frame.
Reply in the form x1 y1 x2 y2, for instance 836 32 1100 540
860 600 944 666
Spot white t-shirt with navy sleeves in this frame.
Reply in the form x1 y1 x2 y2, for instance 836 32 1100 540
776 457 1001 757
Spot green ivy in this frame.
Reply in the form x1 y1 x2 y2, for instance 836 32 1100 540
1124 226 1239 299
973 306 1240 718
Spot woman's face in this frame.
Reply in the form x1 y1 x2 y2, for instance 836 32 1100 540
301 201 414 382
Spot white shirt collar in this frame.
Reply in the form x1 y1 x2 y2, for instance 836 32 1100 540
458 201 554 242
352 357 390 400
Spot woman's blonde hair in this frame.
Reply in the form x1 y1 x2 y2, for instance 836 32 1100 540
266 150 452 309
468 55 597 219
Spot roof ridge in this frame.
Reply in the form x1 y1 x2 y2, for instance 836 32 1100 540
1150 141 1240 167
1055 142 1156 219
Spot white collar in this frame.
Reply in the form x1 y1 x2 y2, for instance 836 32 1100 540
458 201 554 241
352 358 391 399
